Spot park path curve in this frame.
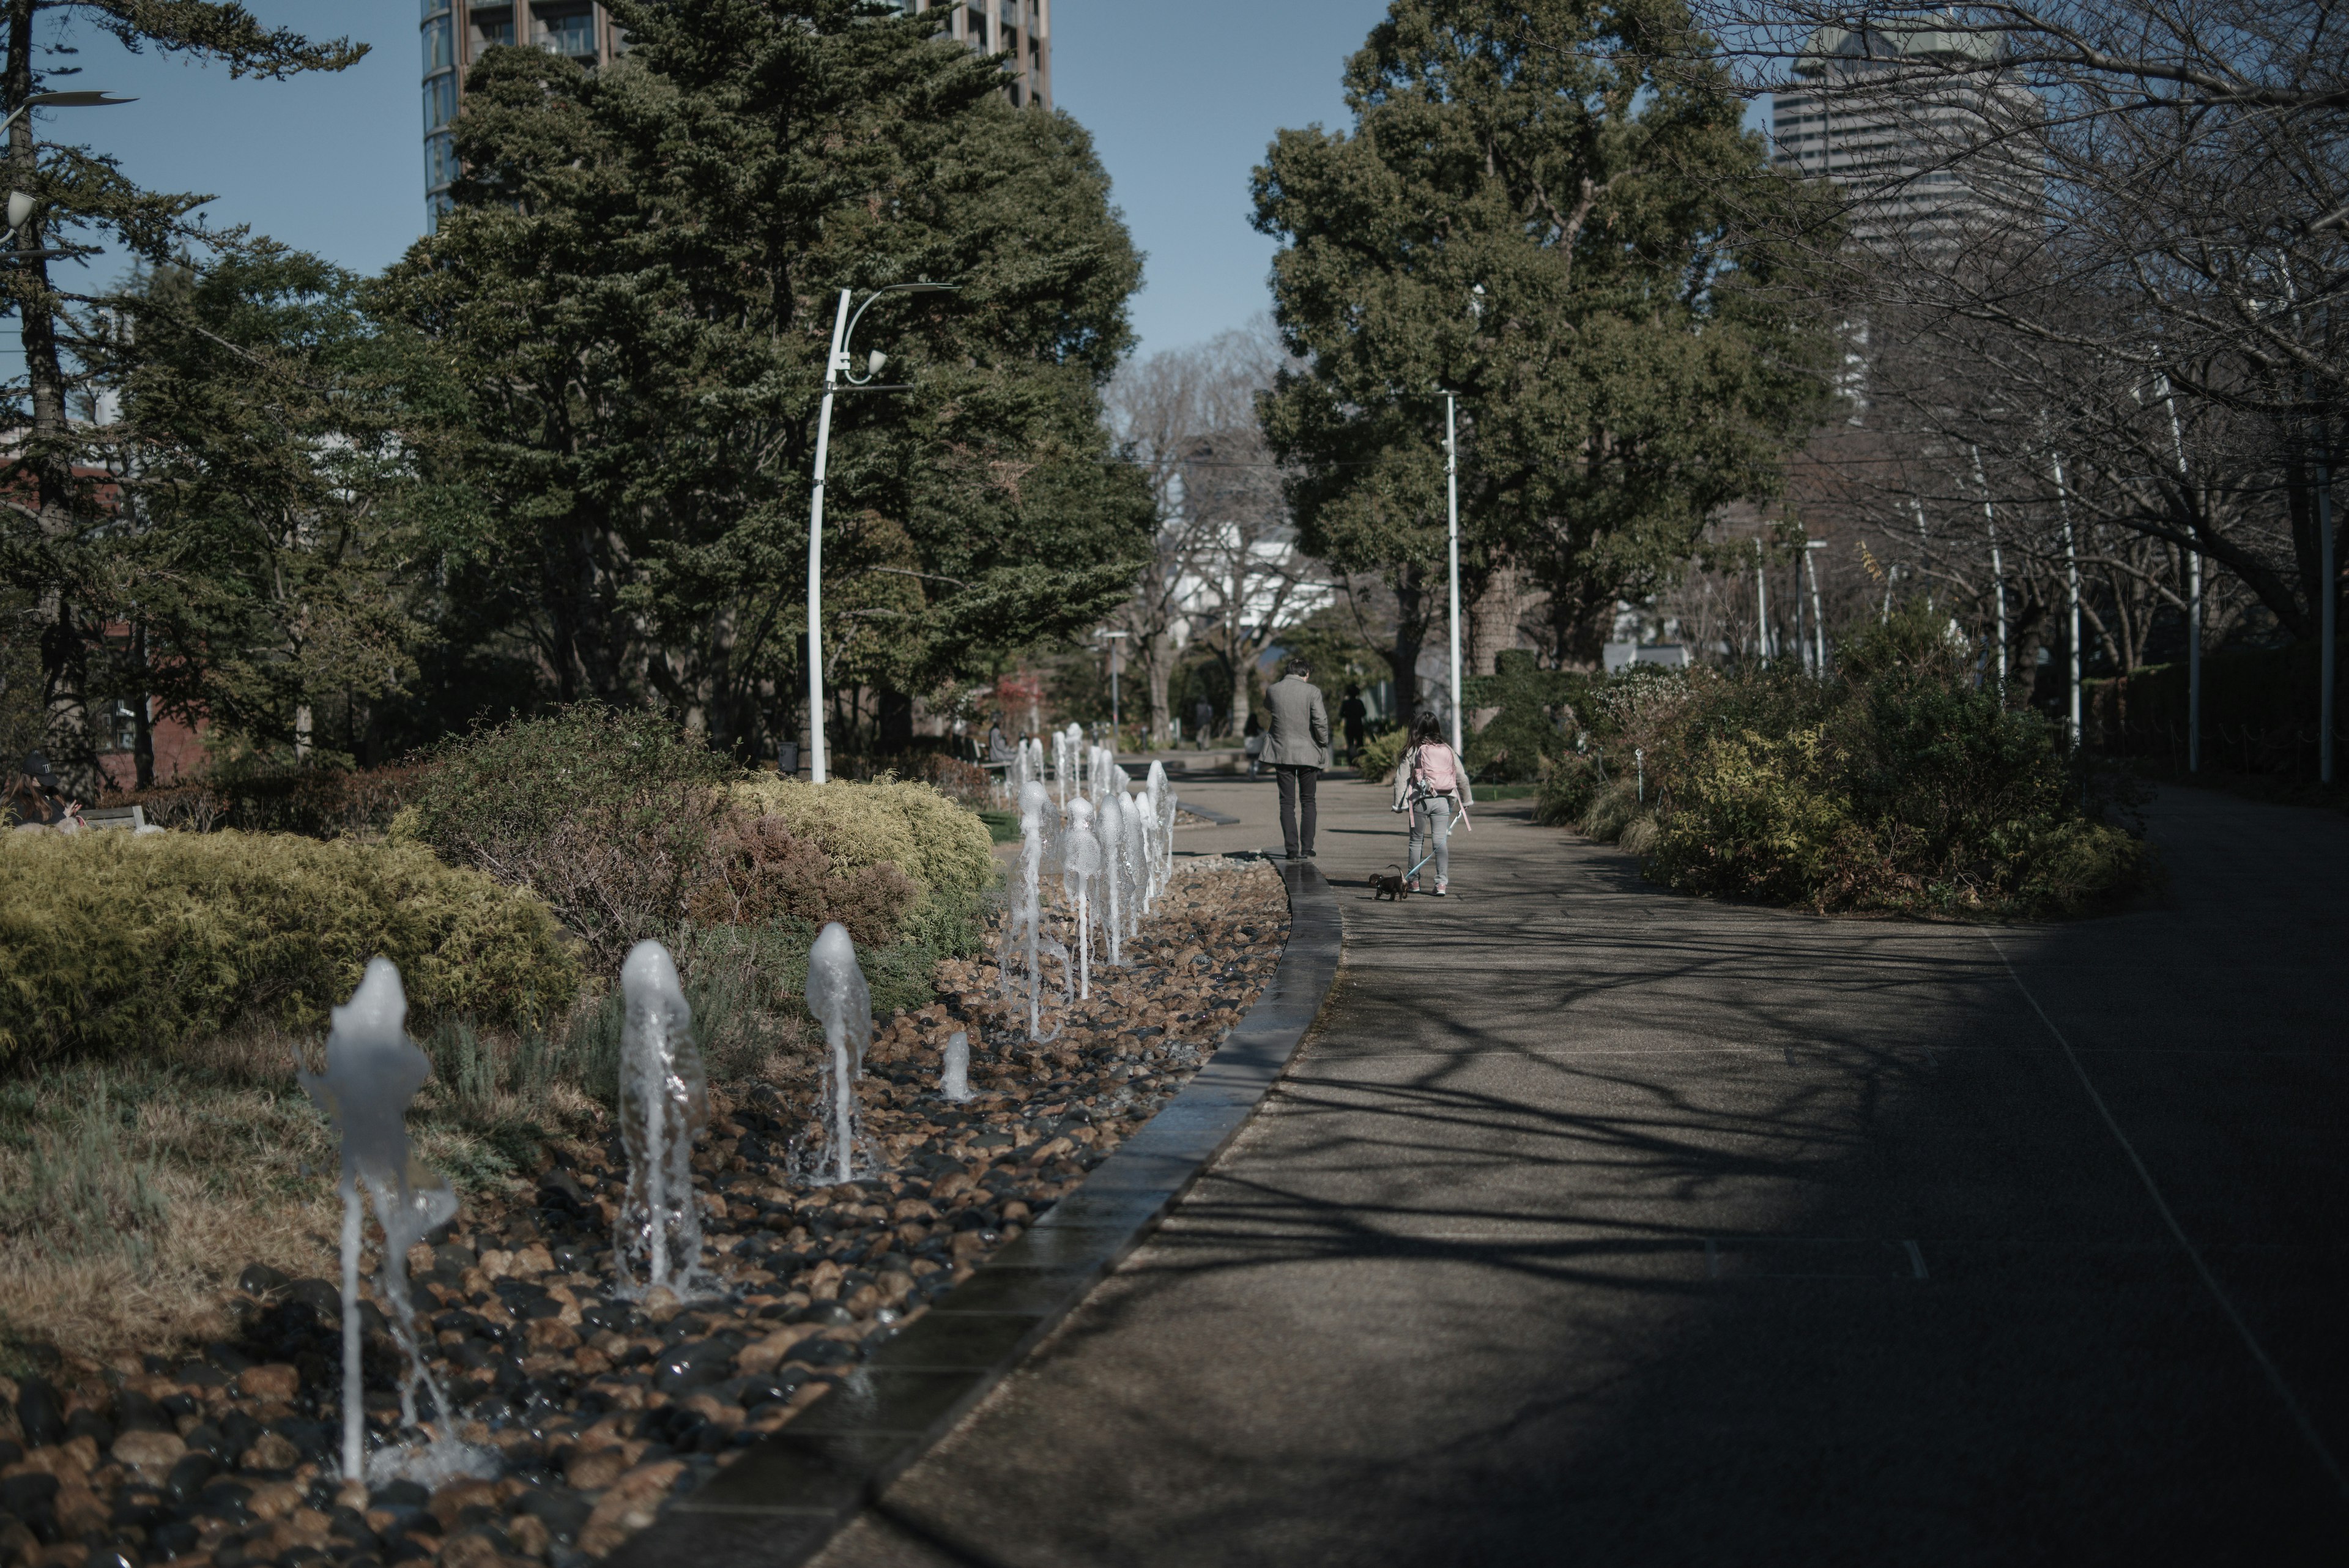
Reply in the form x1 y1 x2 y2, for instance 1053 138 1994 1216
808 774 2347 1567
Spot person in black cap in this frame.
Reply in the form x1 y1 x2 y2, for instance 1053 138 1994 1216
10 750 77 828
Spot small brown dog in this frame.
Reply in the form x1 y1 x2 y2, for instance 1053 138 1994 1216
1372 864 1411 901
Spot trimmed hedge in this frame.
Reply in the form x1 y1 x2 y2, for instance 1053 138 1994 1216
0 831 580 1065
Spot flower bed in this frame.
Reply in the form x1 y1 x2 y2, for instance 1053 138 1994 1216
0 859 1288 1567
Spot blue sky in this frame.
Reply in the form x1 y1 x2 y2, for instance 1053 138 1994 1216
12 0 1398 374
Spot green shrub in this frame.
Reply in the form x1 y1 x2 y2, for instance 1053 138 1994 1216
407 706 736 967
730 773 993 898
1551 601 2158 919
1533 752 1604 825
2016 820 2161 916
108 763 426 838
1645 727 1860 905
0 831 579 1066
1463 652 1579 782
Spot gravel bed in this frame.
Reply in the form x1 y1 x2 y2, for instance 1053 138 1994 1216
0 858 1286 1568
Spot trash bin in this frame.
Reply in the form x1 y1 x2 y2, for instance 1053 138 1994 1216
777 740 801 775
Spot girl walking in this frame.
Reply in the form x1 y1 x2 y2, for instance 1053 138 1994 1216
1390 713 1472 895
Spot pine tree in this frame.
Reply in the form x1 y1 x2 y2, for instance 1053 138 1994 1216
83 250 429 776
0 0 362 795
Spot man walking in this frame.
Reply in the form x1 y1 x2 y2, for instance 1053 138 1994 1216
1193 696 1215 750
1264 658 1330 860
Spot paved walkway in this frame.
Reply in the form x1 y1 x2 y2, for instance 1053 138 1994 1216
814 773 2348 1566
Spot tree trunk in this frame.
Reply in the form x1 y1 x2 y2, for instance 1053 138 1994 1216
1390 563 1425 727
11 0 99 801
877 688 914 752
1144 631 1173 747
1467 556 1529 675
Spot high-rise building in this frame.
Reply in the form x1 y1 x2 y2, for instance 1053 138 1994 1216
1770 25 2036 255
421 0 626 225
903 1 1052 110
424 1 1052 228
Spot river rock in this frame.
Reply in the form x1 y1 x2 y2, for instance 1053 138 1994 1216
107 1427 185 1482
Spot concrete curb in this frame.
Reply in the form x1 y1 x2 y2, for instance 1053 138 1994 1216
607 859 1343 1568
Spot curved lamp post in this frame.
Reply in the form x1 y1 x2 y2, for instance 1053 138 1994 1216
806 280 958 783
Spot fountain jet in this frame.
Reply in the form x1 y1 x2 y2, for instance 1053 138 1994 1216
805 923 876 1184
295 959 481 1488
615 941 708 1299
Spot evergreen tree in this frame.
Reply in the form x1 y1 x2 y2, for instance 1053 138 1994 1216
1252 0 1838 712
374 0 1150 759
82 251 431 776
0 0 362 795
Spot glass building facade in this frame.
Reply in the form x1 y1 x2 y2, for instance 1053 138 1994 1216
422 0 624 228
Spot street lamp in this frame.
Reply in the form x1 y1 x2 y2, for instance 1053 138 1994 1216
1 92 133 265
805 280 958 784
1 90 136 133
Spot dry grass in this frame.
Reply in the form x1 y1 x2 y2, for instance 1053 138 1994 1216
0 1031 342 1374
0 960 842 1375
0 1014 625 1376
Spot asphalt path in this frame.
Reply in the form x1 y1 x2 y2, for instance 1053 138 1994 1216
809 771 2348 1566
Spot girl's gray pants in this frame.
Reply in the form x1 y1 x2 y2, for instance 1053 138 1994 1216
1409 795 1452 885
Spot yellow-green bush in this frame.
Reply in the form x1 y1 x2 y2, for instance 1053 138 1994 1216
1645 727 1863 907
0 831 580 1066
730 775 993 898
1356 728 1410 784
2016 819 2162 917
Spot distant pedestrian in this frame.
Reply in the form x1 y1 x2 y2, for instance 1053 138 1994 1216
1193 696 1215 749
1242 710 1264 776
9 749 75 828
1265 659 1330 861
1338 686 1368 766
1390 712 1472 895
985 713 1016 764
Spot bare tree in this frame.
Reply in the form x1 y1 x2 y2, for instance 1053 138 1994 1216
1105 324 1326 741
1661 0 2342 735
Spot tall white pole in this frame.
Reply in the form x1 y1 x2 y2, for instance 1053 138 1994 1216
1972 445 2007 691
1805 540 1827 674
1445 392 1462 754
1754 555 1770 665
807 288 852 785
2052 451 2082 749
2158 379 2198 773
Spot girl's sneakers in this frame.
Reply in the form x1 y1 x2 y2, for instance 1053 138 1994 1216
1406 879 1422 894
1433 880 1449 897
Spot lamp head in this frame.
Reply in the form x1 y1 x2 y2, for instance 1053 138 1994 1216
6 191 32 232
866 349 888 377
27 91 135 108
